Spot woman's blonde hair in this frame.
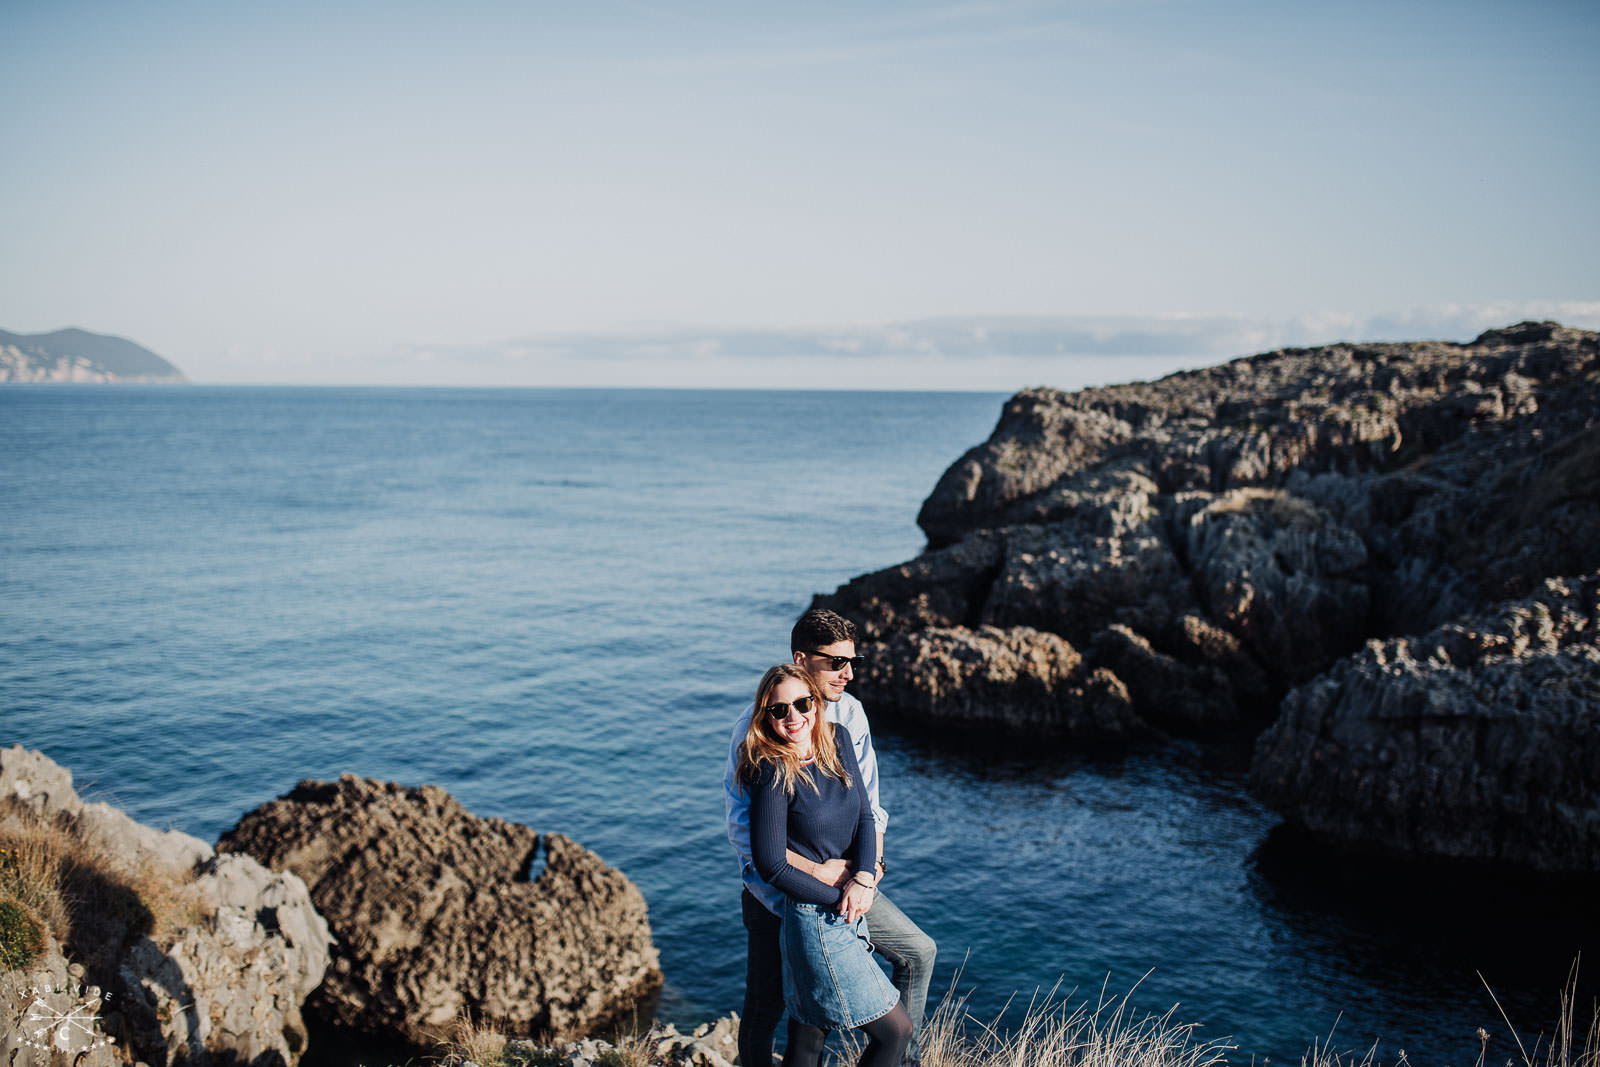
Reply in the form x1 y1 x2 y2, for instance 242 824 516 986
736 664 851 797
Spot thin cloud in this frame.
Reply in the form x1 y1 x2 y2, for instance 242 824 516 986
392 302 1600 380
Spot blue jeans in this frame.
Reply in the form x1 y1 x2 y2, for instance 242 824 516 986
741 888 936 1067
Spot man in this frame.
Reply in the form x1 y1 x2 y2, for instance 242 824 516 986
724 608 936 1067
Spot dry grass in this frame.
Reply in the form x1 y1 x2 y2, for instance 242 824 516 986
401 968 1600 1067
0 797 204 967
593 1027 661 1067
919 975 1234 1067
438 1009 511 1067
1472 961 1600 1067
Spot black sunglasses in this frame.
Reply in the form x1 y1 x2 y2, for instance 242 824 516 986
805 650 865 672
764 695 817 719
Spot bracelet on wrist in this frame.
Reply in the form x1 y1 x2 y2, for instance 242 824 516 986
852 874 876 889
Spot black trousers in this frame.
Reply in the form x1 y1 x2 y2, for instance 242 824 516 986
740 888 786 1067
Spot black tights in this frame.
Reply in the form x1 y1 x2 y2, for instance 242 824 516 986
781 1003 913 1067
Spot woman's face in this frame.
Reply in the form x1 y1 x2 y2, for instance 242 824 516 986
764 676 817 748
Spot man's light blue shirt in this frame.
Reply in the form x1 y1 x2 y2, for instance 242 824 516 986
723 691 889 916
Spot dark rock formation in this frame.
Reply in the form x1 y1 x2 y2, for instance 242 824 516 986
1250 575 1600 874
814 322 1600 870
819 322 1599 745
0 327 186 383
866 624 1150 741
219 774 662 1046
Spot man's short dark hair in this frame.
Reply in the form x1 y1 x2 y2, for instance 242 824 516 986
791 608 857 653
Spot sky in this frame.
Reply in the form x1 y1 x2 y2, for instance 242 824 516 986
2 0 1597 388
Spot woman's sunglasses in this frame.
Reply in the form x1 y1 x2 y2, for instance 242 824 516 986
764 695 816 719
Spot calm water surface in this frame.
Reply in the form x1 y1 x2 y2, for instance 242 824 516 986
2 386 1590 1065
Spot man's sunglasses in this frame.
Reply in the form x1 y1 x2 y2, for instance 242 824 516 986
765 696 817 719
805 650 866 672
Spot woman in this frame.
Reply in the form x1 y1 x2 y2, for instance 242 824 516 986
737 663 914 1067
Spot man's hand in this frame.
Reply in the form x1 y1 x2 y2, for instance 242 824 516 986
814 857 852 888
785 849 854 888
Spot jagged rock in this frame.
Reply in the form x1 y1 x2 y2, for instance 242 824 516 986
1177 487 1370 683
504 1014 740 1067
815 531 1009 642
218 774 663 1046
1249 575 1600 873
1 927 119 1066
0 746 330 1066
813 322 1600 868
858 625 1151 741
820 323 1599 746
918 397 1134 547
117 853 331 1065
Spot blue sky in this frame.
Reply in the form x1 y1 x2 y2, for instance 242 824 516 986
2 1 1596 387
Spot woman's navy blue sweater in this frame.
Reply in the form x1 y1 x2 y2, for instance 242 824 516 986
750 723 878 908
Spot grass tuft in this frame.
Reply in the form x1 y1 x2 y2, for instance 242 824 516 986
439 1009 511 1067
0 896 47 970
1474 960 1599 1067
919 975 1234 1067
0 798 204 965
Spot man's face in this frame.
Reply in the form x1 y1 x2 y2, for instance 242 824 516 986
794 639 857 702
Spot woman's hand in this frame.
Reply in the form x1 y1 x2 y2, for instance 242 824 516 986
839 876 876 923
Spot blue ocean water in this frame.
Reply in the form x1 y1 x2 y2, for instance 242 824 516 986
2 385 1591 1065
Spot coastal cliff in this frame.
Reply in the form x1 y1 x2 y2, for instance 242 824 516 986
816 321 1599 873
0 327 186 383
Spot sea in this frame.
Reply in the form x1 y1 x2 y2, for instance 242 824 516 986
2 385 1593 1065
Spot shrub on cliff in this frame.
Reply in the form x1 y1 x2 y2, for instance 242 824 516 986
0 896 45 970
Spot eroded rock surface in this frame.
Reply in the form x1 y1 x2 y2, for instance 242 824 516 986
1 928 120 1067
218 774 663 1046
819 322 1599 743
814 322 1599 869
0 745 330 1066
1250 575 1600 874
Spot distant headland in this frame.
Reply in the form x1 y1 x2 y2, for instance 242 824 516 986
0 327 186 383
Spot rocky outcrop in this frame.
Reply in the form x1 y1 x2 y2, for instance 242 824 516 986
866 625 1151 742
451 1013 739 1067
531 1014 738 1067
0 745 330 1065
819 322 1599 745
1 930 120 1067
219 774 663 1046
814 322 1600 870
1250 574 1600 874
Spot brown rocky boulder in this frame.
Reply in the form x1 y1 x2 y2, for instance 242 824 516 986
1249 574 1600 873
853 624 1152 742
218 775 662 1046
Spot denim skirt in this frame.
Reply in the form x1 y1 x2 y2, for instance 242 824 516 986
781 898 900 1030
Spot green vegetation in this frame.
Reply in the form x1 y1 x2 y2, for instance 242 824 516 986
0 895 46 970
